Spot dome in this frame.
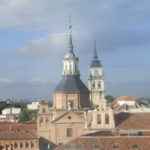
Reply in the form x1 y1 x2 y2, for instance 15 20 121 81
55 75 89 93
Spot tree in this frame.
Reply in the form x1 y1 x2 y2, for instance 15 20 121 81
105 95 115 104
19 109 31 123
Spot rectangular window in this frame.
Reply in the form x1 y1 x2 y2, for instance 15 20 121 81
66 128 73 137
97 114 101 124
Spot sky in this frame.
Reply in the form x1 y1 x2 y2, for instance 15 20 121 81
0 0 150 99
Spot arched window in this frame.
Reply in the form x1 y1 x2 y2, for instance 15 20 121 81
97 114 101 124
20 142 23 148
0 145 3 150
98 82 101 88
105 114 109 124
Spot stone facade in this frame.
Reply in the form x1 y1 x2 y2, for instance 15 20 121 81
37 101 115 144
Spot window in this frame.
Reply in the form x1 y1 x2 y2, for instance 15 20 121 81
97 114 101 124
20 142 23 148
105 114 109 124
66 128 73 137
68 116 72 120
98 82 101 88
0 145 3 150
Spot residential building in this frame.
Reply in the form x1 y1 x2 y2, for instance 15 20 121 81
27 102 39 111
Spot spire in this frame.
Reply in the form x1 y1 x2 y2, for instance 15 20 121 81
68 16 74 53
90 40 101 68
93 40 98 60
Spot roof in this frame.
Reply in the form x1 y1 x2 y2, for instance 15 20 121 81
0 130 37 140
90 59 101 68
56 134 150 150
90 42 102 68
0 122 37 140
55 75 89 93
115 112 150 130
112 96 137 109
115 96 137 101
51 111 84 123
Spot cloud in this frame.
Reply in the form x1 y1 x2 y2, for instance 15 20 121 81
18 32 68 57
0 0 150 98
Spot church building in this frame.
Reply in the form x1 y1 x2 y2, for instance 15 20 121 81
37 23 115 146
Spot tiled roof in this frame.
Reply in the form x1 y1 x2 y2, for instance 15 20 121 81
115 96 137 101
56 136 150 150
0 122 37 140
112 96 137 109
115 112 150 130
0 130 37 140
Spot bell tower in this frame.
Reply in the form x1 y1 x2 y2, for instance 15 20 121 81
88 41 105 107
62 19 80 76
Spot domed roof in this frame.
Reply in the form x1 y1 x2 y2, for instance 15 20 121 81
55 75 89 93
90 59 102 67
64 50 75 59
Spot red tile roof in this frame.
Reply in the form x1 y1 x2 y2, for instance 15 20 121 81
115 112 150 130
0 122 37 140
56 136 150 150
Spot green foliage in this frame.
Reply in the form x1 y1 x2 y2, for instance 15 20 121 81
19 108 38 123
105 95 115 103
19 109 31 123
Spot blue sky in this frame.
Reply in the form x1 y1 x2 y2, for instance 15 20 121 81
0 0 150 99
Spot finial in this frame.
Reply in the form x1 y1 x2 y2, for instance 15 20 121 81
68 16 74 52
94 40 98 59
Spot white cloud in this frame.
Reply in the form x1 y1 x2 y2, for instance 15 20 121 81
19 32 67 56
